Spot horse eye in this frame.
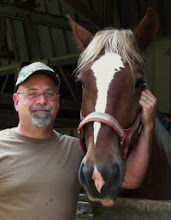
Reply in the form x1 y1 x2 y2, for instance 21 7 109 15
135 79 145 89
75 78 83 92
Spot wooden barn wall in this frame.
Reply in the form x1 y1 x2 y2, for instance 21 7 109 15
145 36 171 113
0 0 121 67
0 0 170 114
76 195 171 219
6 2 78 64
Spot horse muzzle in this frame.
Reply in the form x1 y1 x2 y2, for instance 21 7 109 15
78 157 125 202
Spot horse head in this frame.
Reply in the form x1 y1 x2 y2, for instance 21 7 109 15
68 8 158 203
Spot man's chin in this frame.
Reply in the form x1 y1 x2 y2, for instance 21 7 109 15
30 116 52 129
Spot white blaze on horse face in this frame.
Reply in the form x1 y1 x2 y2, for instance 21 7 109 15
92 165 105 193
91 52 124 144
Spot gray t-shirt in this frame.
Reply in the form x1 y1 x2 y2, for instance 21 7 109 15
0 128 83 220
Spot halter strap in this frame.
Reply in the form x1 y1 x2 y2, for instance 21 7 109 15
77 112 141 160
78 112 125 139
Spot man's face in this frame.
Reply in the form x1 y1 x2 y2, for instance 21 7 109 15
13 74 60 129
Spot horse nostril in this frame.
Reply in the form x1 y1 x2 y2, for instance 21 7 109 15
79 162 93 187
108 163 124 190
79 162 85 183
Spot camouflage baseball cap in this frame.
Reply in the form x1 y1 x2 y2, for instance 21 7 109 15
15 61 61 89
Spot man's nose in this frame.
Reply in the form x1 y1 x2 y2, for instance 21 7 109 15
36 94 48 103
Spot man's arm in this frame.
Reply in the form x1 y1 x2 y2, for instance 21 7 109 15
122 89 157 189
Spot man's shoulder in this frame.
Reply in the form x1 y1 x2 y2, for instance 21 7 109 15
59 133 79 148
54 130 79 143
0 128 15 139
54 131 83 156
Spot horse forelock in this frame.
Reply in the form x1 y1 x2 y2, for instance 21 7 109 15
76 29 144 74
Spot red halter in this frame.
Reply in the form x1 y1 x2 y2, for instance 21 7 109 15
77 112 141 160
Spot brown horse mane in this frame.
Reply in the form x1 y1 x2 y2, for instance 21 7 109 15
76 28 144 74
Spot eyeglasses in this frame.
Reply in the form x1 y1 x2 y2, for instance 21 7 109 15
17 90 58 101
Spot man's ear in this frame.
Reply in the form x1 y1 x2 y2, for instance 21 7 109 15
13 93 19 112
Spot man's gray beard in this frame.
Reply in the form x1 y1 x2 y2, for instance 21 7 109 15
30 112 52 128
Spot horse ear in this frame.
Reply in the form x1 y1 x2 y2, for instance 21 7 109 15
66 15 94 52
134 7 159 51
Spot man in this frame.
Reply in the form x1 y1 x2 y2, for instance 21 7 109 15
0 61 156 219
0 62 83 220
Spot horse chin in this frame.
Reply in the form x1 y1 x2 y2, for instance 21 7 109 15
88 195 115 205
85 188 119 207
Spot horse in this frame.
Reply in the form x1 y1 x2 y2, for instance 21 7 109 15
67 8 171 205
